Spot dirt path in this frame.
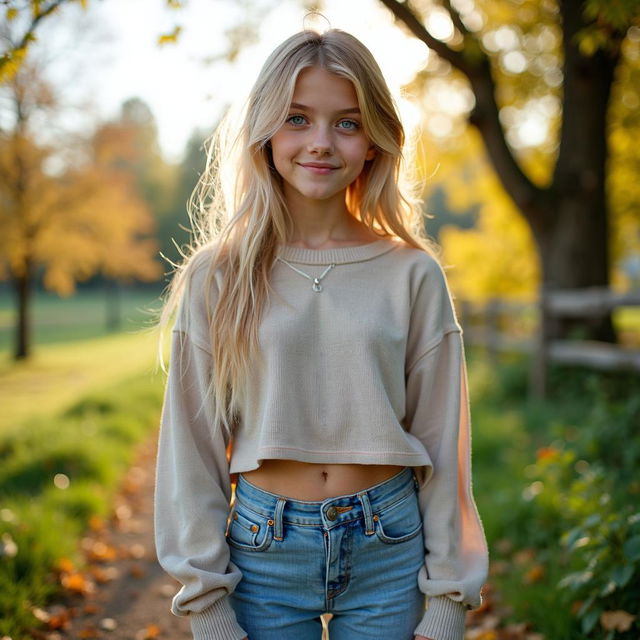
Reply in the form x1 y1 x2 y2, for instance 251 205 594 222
48 433 192 640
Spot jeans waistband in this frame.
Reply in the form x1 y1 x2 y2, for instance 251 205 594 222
235 467 418 539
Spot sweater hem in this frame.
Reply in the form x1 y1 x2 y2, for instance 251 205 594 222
230 448 430 473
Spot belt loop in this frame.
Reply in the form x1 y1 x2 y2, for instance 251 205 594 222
358 491 375 535
273 497 286 541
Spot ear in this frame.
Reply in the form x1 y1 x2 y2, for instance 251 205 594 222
365 145 376 162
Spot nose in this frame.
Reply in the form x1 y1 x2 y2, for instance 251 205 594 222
307 124 334 155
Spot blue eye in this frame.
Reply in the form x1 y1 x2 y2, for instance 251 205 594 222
338 120 360 130
287 115 306 126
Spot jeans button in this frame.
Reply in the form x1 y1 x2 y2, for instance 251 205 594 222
326 506 338 521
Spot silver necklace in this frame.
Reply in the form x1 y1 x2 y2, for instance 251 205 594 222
276 257 336 292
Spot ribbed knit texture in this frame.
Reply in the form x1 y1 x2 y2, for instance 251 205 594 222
154 236 488 638
189 597 247 640
414 595 468 640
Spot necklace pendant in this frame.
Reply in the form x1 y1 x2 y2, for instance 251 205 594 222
312 278 322 292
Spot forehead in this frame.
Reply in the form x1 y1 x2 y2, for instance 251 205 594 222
291 66 359 109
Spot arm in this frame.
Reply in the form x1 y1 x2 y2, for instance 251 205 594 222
405 260 489 640
154 249 247 640
154 329 247 640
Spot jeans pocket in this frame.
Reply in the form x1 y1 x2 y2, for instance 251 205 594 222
226 503 274 552
374 490 423 545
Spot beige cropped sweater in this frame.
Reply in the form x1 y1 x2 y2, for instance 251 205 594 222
154 236 488 640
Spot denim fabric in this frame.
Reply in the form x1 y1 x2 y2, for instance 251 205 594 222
227 467 426 639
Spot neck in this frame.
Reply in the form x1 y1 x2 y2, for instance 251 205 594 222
284 188 359 247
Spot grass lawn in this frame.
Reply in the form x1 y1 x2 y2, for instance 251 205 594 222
0 286 170 432
0 285 165 349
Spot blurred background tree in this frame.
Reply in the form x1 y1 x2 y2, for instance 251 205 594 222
0 58 161 360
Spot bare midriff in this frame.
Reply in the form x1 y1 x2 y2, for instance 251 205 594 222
241 460 405 501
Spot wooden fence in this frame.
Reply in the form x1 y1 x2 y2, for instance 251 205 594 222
458 287 640 399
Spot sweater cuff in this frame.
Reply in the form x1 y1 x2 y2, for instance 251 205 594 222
414 595 467 640
190 596 247 640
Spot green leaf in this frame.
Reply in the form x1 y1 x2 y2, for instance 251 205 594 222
623 535 640 561
582 607 602 634
599 580 616 596
612 564 634 587
565 527 585 549
559 570 594 591
584 513 602 528
577 595 596 617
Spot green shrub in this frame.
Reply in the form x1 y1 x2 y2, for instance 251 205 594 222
470 349 640 638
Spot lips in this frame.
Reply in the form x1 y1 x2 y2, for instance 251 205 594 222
299 162 339 175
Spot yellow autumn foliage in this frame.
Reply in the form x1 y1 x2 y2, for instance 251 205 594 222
419 127 539 303
0 127 161 295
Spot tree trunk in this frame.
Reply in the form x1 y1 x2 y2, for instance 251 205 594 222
12 259 32 360
535 0 619 342
105 278 122 332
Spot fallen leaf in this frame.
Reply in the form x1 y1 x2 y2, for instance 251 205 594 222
99 618 117 631
31 607 50 623
86 541 117 563
158 583 175 598
465 630 498 640
479 614 500 630
135 624 161 639
88 516 105 532
61 572 94 595
504 622 529 636
55 558 75 574
89 566 119 583
78 627 100 639
130 563 146 578
45 606 72 630
600 610 636 632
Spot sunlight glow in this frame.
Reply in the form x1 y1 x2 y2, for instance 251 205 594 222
77 0 432 163
426 9 455 42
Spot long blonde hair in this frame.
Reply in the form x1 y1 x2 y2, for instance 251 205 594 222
156 28 439 438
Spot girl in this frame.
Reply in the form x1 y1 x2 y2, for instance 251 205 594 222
154 28 488 640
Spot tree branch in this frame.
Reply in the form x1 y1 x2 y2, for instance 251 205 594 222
377 0 467 71
378 0 544 225
441 0 470 38
0 0 71 81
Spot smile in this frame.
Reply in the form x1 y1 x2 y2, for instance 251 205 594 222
299 163 339 175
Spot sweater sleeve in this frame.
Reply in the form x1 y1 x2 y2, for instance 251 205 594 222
404 258 489 640
153 255 247 640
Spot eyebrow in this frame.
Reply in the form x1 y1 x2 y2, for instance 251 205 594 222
289 102 361 115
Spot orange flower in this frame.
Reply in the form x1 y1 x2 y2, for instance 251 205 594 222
536 447 557 461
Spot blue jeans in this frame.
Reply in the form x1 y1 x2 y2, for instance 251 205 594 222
227 467 426 639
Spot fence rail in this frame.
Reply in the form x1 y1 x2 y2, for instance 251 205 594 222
458 287 640 398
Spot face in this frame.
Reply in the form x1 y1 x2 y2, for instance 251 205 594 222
269 66 376 208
